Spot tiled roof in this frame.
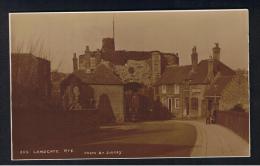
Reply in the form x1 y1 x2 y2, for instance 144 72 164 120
155 65 192 85
204 75 233 96
156 59 235 85
189 59 235 84
63 64 123 85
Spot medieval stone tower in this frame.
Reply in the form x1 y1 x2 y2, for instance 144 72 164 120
101 38 115 56
72 18 179 86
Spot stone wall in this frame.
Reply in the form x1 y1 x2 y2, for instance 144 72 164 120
91 85 124 123
114 60 152 86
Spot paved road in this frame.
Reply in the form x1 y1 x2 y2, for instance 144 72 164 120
14 119 249 159
75 119 249 158
78 120 197 158
186 120 250 157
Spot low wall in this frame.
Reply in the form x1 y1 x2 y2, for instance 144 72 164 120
215 111 249 142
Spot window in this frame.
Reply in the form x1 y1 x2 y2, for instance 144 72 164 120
161 97 167 107
162 85 167 94
175 98 180 109
191 97 198 110
174 84 180 94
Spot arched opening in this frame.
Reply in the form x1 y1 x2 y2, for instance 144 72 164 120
124 82 144 92
124 82 153 122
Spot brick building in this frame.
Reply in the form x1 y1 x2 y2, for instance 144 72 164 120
154 44 241 118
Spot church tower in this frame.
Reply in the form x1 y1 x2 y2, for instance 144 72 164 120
101 16 116 56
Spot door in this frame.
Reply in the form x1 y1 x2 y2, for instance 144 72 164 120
185 97 189 115
168 98 173 113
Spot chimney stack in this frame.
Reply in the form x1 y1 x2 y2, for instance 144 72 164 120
191 46 198 72
207 56 214 82
85 45 90 55
213 43 220 61
73 53 78 72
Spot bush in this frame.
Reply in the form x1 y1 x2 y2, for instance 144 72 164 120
230 104 245 112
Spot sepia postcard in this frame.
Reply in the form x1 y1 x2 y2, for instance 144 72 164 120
9 10 250 160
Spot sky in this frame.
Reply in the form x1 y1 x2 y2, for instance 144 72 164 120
10 10 249 73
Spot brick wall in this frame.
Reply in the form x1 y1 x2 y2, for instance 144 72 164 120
215 111 249 142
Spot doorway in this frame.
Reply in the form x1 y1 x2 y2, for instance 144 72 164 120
124 82 144 121
168 98 173 113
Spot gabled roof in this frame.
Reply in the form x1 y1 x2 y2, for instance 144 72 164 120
188 59 235 84
155 65 192 85
204 75 233 96
62 64 123 85
156 59 235 85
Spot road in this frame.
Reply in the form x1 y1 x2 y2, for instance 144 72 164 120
187 120 249 157
13 119 249 159
77 119 249 158
77 120 197 158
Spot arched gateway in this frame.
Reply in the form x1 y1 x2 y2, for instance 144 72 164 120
124 82 154 121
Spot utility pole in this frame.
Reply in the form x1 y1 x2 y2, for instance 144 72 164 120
113 15 115 39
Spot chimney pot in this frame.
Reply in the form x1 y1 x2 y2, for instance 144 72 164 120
213 43 220 61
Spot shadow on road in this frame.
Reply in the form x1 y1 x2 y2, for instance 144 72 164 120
13 120 197 159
